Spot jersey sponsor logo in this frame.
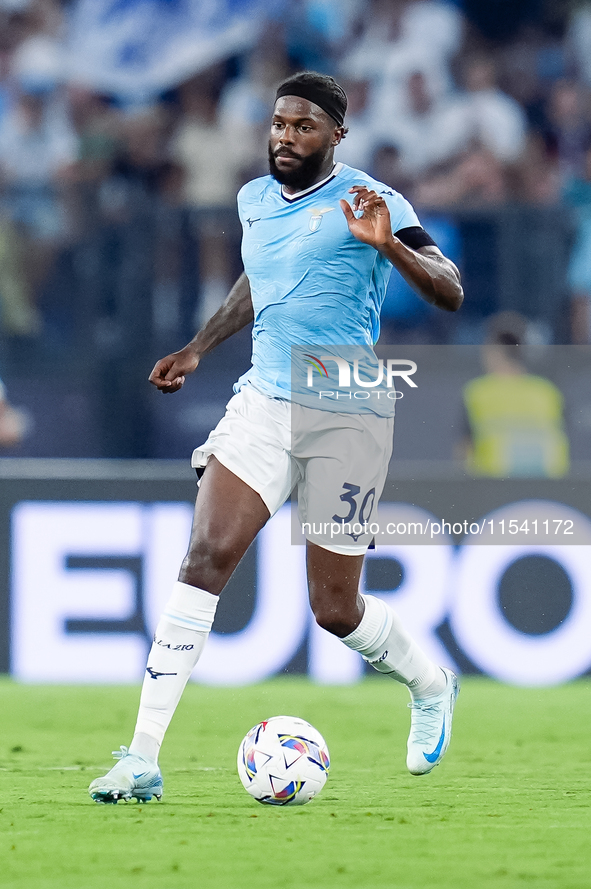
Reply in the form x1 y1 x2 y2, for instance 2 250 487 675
246 217 261 227
380 189 394 196
308 206 335 232
146 667 178 680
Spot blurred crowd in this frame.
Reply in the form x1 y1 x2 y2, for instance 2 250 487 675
2 0 591 352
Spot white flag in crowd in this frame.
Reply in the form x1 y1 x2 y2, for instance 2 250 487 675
66 0 279 102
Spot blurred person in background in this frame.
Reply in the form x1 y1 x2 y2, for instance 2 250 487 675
413 143 508 207
371 70 476 190
567 3 591 93
497 26 558 137
510 131 561 205
413 53 526 207
543 79 591 181
79 101 184 458
284 0 362 72
0 374 30 447
459 311 569 477
90 103 179 352
0 210 37 336
563 142 591 344
219 42 291 180
369 142 415 199
445 53 527 163
171 69 248 327
342 0 462 120
0 10 14 127
339 0 408 83
0 21 77 338
332 77 378 172
67 86 120 233
51 86 121 347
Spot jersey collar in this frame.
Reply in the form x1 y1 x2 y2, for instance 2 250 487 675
280 163 343 203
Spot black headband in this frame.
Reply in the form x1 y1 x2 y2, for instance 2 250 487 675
275 81 347 127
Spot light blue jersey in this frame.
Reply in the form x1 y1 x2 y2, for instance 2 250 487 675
235 162 421 414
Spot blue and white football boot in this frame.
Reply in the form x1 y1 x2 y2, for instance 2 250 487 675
88 746 163 803
406 668 459 776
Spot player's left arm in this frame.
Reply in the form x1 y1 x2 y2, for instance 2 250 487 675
340 186 464 312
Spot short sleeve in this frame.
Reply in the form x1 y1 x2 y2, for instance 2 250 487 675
381 190 421 234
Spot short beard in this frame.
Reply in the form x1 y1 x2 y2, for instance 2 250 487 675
268 143 328 191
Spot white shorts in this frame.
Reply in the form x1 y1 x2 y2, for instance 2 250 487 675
192 386 393 555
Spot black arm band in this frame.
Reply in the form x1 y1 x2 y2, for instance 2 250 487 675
394 226 438 251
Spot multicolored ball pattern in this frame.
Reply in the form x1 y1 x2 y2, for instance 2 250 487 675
237 715 330 806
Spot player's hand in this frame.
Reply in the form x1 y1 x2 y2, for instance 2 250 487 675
148 345 200 393
339 186 394 251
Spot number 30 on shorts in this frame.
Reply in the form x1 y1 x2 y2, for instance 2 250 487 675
332 483 376 525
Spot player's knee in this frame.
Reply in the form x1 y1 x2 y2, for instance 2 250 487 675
311 599 357 638
180 535 237 587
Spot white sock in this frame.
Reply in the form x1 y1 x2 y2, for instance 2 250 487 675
129 581 218 761
341 594 445 699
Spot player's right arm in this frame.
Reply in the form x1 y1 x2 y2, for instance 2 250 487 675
148 273 254 393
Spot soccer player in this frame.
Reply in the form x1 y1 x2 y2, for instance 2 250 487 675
89 72 464 803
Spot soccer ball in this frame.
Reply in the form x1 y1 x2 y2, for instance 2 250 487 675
237 715 330 806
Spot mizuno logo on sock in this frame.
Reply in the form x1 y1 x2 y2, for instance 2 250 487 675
423 718 446 763
146 667 178 680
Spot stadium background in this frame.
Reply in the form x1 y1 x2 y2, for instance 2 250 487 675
1 0 591 686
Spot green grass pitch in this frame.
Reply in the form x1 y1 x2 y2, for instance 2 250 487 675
1 676 590 889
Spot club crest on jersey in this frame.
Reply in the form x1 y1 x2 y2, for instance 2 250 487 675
308 207 335 232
